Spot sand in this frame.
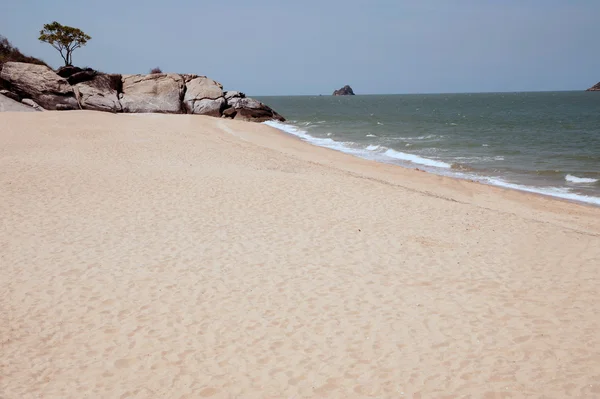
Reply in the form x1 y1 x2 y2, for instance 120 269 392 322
1 111 599 398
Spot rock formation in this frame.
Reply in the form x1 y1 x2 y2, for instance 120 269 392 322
333 85 355 96
183 76 225 116
74 74 122 113
586 82 600 91
0 61 284 121
0 62 79 110
120 73 185 113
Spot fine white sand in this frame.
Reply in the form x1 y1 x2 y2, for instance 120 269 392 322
2 111 600 398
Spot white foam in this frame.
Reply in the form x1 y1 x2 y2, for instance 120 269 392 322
565 175 598 184
484 177 600 206
366 134 377 137
264 120 451 169
366 145 380 151
383 149 452 169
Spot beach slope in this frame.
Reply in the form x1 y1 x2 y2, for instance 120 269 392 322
1 112 599 398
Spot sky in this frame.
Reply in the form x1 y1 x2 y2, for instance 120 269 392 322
1 0 599 95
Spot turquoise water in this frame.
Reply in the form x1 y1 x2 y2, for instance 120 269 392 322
256 92 600 205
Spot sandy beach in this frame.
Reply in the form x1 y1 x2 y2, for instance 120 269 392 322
1 111 600 398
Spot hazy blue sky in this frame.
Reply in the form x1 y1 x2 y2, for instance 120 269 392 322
1 1 599 95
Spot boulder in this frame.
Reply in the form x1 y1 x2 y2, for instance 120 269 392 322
333 85 355 96
74 74 122 112
224 90 245 101
189 97 226 117
22 98 45 111
0 62 79 110
183 76 225 115
222 107 237 118
0 94 36 112
120 73 185 113
228 97 285 122
67 69 97 85
586 82 600 91
56 65 83 78
56 103 78 111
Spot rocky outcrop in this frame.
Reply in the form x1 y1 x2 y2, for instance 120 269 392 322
183 76 225 116
0 61 284 121
74 74 122 113
0 62 79 110
225 92 285 122
586 82 600 91
120 73 185 113
333 85 355 96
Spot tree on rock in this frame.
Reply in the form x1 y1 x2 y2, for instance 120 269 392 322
39 21 91 66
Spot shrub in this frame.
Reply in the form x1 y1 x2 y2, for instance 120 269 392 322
149 67 162 74
0 35 48 69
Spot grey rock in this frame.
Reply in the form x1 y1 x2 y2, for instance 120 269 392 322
183 76 224 115
75 74 122 112
188 97 226 117
21 98 45 111
0 94 36 112
224 91 245 101
120 73 185 113
0 62 79 110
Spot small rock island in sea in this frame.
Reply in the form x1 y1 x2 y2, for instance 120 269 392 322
586 82 600 91
333 85 355 96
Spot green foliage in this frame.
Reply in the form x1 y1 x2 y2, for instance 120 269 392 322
39 21 91 66
0 35 48 68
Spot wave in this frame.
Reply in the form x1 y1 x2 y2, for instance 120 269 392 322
383 149 451 168
483 177 600 205
262 120 600 206
264 120 451 169
565 175 599 184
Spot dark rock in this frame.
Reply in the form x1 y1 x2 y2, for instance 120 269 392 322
222 107 237 118
228 97 285 122
56 103 78 111
0 89 19 102
586 82 600 91
0 62 79 110
67 69 97 85
333 85 355 96
56 65 83 78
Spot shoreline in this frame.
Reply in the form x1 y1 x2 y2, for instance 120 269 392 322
261 119 600 208
2 111 600 397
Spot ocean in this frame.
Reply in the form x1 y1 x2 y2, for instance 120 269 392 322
256 92 600 206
